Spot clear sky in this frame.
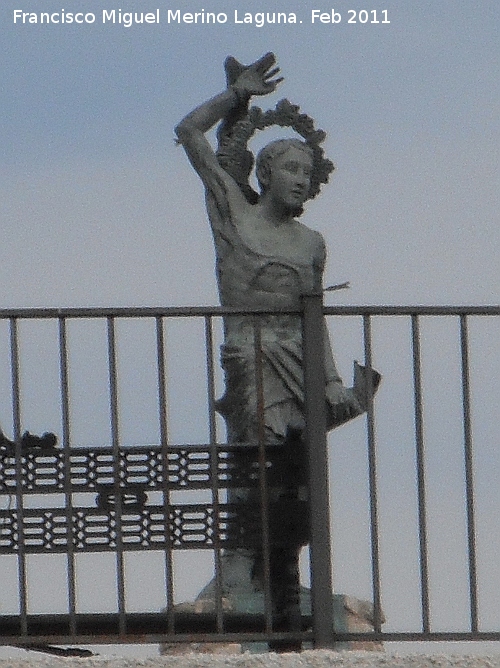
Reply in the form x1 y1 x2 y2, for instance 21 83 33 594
1 0 499 656
2 0 498 308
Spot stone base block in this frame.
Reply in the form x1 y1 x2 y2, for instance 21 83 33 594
159 591 384 654
333 594 384 651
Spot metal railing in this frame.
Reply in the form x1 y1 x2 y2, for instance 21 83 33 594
0 300 498 649
323 304 500 646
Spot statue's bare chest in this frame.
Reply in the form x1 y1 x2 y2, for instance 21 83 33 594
232 210 315 265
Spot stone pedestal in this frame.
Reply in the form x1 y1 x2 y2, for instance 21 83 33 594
332 594 384 652
159 589 384 654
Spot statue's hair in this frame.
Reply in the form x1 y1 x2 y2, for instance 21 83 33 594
255 139 314 194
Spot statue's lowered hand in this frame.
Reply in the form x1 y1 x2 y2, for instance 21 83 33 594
352 361 382 408
325 362 381 430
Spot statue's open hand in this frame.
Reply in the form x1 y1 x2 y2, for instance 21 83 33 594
233 52 283 97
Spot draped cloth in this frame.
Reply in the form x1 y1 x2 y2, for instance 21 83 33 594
216 330 379 445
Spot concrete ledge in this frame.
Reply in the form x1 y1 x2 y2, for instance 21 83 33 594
1 651 500 668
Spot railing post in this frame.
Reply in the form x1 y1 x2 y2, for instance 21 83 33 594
302 293 335 648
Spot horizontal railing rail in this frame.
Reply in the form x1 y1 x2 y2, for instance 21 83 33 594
0 303 498 318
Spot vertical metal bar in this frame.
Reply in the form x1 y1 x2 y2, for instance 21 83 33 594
411 314 430 634
10 317 28 636
107 317 126 635
302 294 335 648
253 317 273 635
205 316 224 633
460 315 479 634
156 316 175 633
363 315 383 633
59 317 77 637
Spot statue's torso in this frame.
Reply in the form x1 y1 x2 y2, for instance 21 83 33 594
207 199 321 347
211 201 320 304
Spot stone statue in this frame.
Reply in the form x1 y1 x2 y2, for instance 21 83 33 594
175 53 380 642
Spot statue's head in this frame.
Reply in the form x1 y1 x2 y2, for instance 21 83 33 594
256 139 313 193
256 139 314 215
216 99 334 208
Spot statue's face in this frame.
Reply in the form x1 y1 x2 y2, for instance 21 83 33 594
265 146 313 212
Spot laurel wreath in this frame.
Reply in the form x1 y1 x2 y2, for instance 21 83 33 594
216 98 334 202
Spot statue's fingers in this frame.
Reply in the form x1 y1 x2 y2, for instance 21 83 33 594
255 52 276 73
265 76 284 89
264 67 281 80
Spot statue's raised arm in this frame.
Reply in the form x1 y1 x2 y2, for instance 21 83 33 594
175 53 283 224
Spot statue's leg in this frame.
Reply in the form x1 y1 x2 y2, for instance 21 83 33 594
248 543 302 652
268 432 309 651
249 435 308 652
212 347 309 641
